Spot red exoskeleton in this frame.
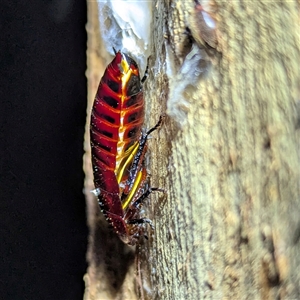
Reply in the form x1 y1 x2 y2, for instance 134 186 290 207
90 50 163 245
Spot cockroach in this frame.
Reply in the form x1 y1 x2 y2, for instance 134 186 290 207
90 50 163 245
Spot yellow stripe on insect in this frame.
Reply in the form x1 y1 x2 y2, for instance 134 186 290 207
116 141 139 183
121 169 143 210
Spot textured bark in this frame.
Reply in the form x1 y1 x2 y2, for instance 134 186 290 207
84 1 300 299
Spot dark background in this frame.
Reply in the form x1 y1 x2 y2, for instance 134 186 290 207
1 1 88 299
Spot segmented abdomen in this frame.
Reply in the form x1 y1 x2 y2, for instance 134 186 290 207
90 51 144 199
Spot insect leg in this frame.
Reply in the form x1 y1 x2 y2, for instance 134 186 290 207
145 115 164 136
127 218 154 230
132 187 164 209
122 116 164 197
141 56 151 83
124 186 164 222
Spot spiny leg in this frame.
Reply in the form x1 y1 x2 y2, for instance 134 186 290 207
124 187 164 225
132 187 165 209
122 116 164 197
145 115 164 136
127 218 154 229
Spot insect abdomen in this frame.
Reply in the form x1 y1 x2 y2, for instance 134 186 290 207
91 52 144 175
90 51 162 245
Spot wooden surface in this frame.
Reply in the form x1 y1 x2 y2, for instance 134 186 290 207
84 1 300 299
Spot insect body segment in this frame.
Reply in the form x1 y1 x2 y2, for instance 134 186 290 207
90 51 160 245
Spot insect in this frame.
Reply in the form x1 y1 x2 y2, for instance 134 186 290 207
90 50 163 245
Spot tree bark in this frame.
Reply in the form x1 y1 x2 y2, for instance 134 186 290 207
84 1 300 299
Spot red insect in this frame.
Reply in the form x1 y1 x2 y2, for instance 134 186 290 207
90 50 162 245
